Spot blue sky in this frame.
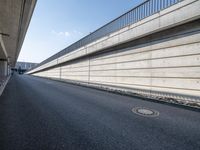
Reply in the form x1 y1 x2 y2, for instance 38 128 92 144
18 0 143 63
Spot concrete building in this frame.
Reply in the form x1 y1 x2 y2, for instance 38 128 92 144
15 61 38 70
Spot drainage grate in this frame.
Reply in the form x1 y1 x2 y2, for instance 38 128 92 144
132 107 159 117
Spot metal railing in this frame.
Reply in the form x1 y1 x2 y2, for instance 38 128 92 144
31 0 183 71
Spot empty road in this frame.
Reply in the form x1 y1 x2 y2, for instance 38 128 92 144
0 74 199 150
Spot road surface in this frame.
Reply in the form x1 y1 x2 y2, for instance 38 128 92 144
0 74 199 150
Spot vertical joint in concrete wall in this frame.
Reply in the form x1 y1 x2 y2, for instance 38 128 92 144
88 57 91 84
59 67 61 80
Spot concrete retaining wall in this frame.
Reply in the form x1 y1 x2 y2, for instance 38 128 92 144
33 21 200 103
30 0 200 103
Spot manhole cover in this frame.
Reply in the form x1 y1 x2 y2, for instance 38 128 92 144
132 107 159 117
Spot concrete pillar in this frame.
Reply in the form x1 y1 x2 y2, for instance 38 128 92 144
0 60 8 76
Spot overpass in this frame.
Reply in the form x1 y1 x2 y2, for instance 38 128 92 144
0 0 36 80
27 0 200 106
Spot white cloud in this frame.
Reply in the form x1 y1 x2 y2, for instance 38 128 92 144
65 32 70 37
51 29 83 38
51 30 71 38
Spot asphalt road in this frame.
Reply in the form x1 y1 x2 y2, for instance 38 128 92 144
0 74 199 150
